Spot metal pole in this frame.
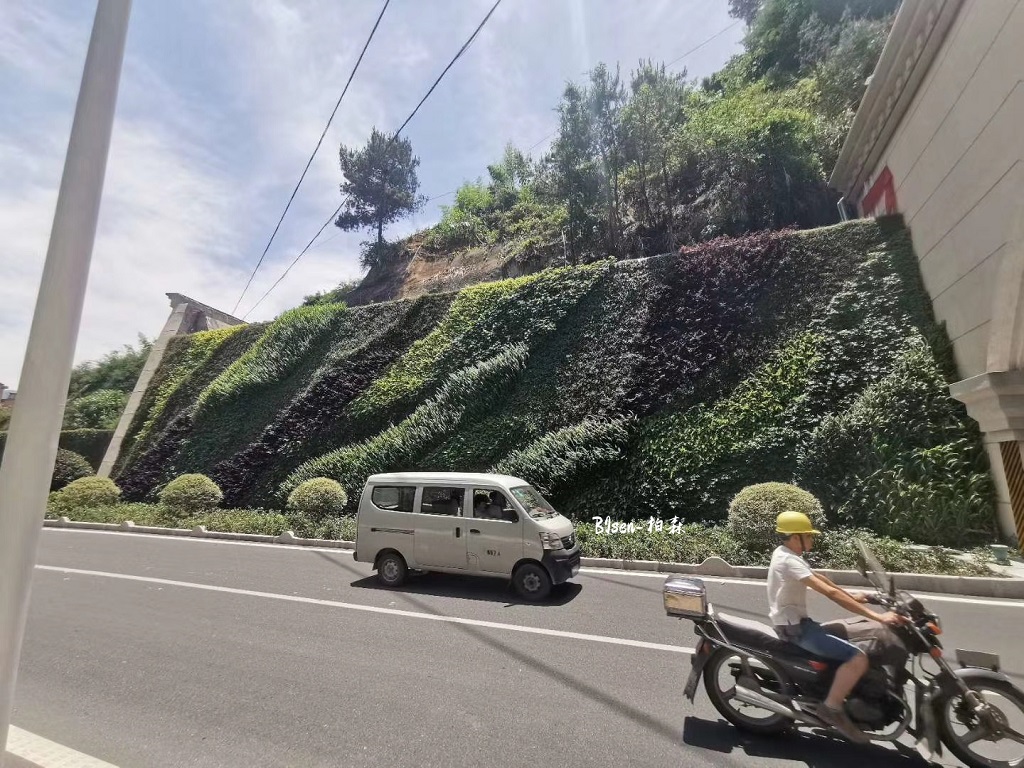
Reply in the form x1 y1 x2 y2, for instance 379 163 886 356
0 1 131 760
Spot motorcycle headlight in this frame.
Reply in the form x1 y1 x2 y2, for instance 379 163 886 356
539 531 564 550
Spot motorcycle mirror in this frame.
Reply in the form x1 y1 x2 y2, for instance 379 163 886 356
855 551 869 580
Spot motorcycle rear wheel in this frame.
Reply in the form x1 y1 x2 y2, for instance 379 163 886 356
703 647 794 735
940 678 1024 768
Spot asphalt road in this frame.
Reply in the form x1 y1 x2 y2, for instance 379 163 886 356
11 529 1024 768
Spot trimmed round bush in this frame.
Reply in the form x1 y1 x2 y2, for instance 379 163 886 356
159 473 223 513
727 482 824 552
51 448 93 491
287 477 348 522
51 476 121 511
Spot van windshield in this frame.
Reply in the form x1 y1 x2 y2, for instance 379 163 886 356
510 486 559 520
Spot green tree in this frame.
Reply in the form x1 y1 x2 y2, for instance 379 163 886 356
486 144 534 210
588 63 627 257
745 0 898 82
335 128 426 267
729 0 763 26
621 61 689 253
678 83 833 240
63 389 128 430
548 82 601 263
68 334 151 398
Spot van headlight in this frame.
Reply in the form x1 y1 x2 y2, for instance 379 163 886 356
539 532 564 550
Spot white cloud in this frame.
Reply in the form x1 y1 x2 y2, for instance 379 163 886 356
0 0 744 388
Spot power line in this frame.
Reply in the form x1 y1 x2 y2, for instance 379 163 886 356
426 189 457 202
240 0 504 321
231 0 391 316
666 19 742 69
527 129 557 153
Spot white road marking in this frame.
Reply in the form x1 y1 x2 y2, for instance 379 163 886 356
35 565 695 656
40 529 1024 608
41 526 355 555
580 567 1024 607
7 725 119 767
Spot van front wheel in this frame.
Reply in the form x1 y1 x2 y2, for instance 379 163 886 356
377 552 407 588
513 563 552 602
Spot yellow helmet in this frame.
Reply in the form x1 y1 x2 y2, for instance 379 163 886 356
776 510 820 536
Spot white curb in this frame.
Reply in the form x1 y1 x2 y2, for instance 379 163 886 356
43 518 1024 599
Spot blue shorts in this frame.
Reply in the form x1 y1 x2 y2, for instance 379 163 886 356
780 619 863 663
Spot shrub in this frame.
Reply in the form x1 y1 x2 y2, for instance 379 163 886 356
0 429 113 471
50 476 121 512
58 429 114 469
159 473 223 512
727 482 824 552
286 478 349 521
63 389 128 430
51 449 93 491
45 501 174 526
178 509 290 536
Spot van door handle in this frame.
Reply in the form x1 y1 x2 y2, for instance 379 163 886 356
455 527 461 538
470 529 481 534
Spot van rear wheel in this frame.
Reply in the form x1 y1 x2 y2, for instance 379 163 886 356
377 552 407 587
513 563 552 602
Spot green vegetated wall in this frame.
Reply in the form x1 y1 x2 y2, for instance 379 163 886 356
112 216 997 547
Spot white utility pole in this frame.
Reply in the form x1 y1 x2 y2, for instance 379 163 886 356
0 1 132 761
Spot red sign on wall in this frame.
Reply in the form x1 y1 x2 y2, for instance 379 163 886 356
860 166 898 217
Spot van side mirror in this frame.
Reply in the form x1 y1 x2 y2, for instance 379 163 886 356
503 510 518 523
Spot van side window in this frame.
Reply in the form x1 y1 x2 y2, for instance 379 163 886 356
473 489 518 522
419 487 465 516
371 486 416 512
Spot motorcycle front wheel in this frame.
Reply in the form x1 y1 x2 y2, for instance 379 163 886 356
940 678 1024 768
703 647 793 735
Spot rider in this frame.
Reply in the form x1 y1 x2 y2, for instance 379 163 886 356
769 510 907 744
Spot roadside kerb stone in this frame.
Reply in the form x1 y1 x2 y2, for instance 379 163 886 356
44 519 1024 599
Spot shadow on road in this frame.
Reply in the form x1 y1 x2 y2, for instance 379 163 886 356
348 572 583 607
310 549 583 607
682 717 936 768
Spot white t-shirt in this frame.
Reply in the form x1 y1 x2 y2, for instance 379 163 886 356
768 545 814 626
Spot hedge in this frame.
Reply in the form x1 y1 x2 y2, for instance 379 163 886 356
0 429 113 470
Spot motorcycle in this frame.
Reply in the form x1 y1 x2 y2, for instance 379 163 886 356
665 538 1024 767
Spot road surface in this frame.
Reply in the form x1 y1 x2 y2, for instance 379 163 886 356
12 529 1024 767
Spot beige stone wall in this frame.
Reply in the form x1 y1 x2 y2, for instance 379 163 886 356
866 0 1024 381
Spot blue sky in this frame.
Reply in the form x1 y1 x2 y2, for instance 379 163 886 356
0 0 745 388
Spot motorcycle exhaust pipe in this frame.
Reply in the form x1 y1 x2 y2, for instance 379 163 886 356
734 686 823 728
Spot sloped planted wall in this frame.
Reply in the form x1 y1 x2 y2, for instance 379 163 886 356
112 217 997 547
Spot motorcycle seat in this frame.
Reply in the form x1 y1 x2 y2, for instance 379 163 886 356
713 611 836 665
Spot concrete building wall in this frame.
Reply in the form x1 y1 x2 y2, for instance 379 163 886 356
864 0 1024 381
833 0 1024 544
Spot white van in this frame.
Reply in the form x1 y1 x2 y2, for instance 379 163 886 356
353 472 580 601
